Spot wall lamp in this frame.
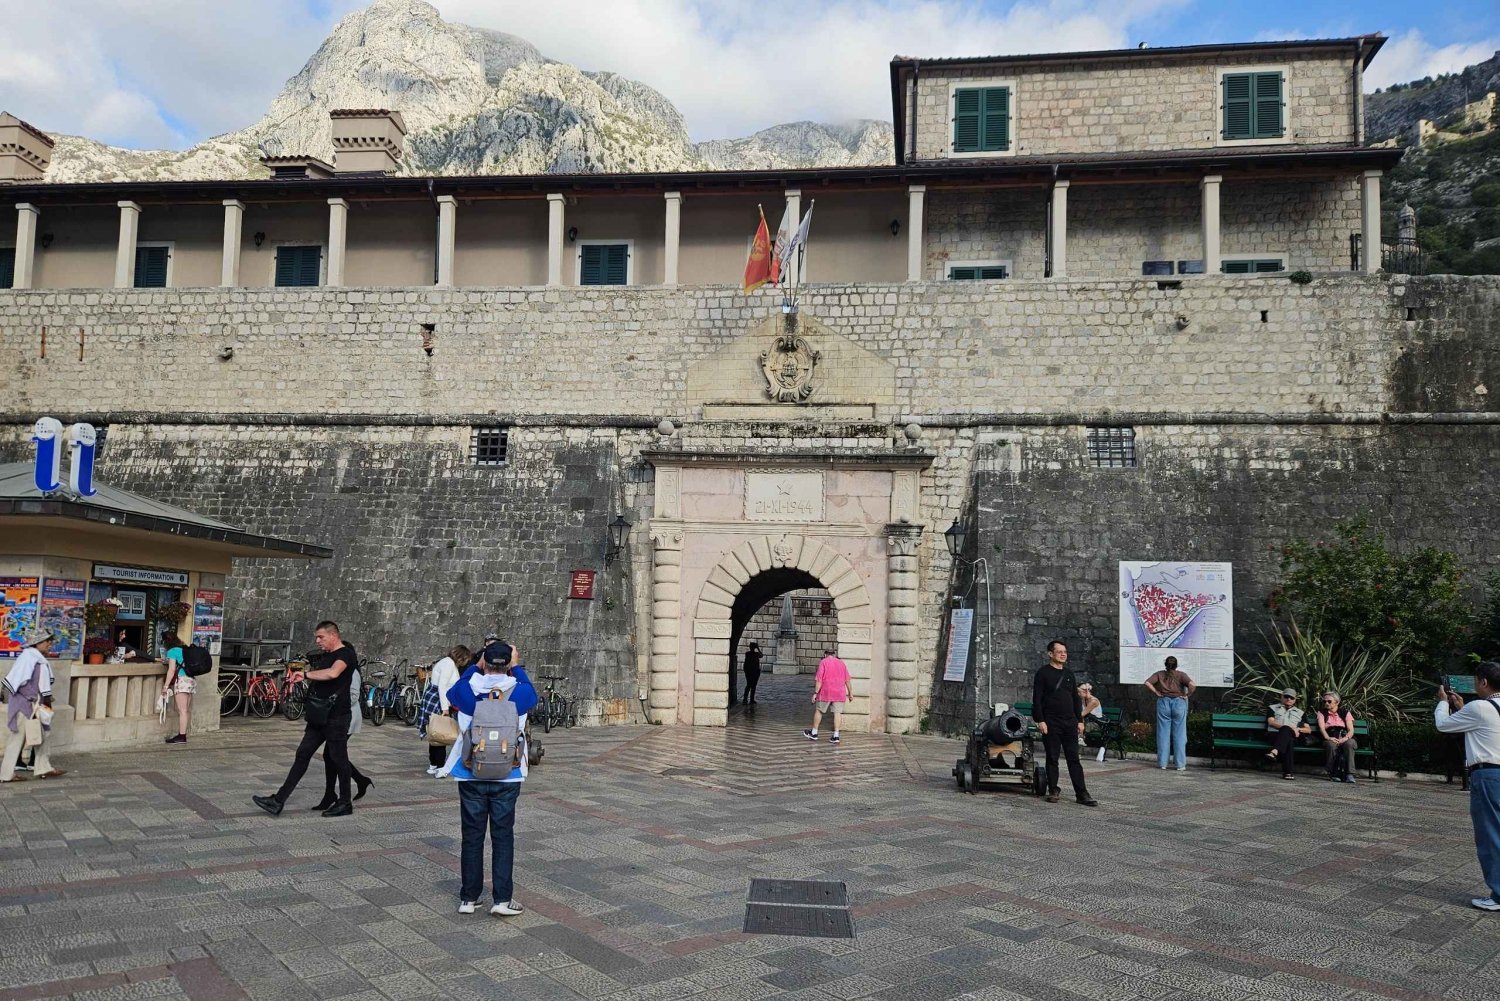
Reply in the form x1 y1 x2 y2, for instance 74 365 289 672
567 226 579 243
890 218 901 237
603 514 631 568
253 232 266 248
39 233 54 249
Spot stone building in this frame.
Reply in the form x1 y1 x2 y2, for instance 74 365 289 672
3 34 1493 734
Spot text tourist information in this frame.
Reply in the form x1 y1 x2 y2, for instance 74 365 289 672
1118 562 1234 686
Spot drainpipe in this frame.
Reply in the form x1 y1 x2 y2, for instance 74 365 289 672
1353 40 1365 144
425 178 441 285
1044 164 1058 278
908 59 920 162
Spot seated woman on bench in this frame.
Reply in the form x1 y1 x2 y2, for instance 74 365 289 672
1316 691 1358 784
1265 689 1312 780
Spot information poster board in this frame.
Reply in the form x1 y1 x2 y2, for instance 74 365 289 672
39 579 87 661
942 608 974 683
192 589 225 655
1119 561 1234 686
0 577 41 659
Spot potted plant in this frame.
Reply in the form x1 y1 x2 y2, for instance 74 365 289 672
82 637 113 665
84 598 121 634
155 601 192 626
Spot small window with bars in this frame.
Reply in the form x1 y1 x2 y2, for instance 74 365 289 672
134 244 170 288
948 262 1009 280
470 428 509 466
1086 427 1136 469
275 245 322 287
579 243 630 286
0 247 14 289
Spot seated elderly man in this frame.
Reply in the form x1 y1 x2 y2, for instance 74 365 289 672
1264 688 1312 780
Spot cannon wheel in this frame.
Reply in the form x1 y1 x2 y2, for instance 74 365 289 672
953 760 966 790
961 762 979 794
1032 763 1047 798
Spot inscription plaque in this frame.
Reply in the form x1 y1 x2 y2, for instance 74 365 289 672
745 471 825 522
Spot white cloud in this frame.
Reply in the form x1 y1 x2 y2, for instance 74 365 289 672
1364 29 1500 91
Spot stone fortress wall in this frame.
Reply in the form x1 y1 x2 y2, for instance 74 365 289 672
3 275 1498 729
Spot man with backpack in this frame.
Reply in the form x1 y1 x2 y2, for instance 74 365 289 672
437 640 537 916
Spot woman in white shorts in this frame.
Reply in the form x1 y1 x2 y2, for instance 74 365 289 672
159 630 193 744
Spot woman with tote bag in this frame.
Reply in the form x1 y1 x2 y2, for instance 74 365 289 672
2 631 65 782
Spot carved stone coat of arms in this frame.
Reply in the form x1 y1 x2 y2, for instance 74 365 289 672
759 334 820 403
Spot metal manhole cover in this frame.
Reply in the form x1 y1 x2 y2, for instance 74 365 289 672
743 879 854 939
748 878 848 907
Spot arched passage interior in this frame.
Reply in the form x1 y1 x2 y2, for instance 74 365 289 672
728 567 821 717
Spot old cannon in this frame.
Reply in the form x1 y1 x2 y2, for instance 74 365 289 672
952 705 1046 797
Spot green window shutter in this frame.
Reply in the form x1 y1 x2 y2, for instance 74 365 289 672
1222 73 1252 140
603 244 629 285
980 87 1009 151
133 245 169 288
978 265 1008 279
1252 258 1284 273
952 88 981 152
579 245 604 285
1221 259 1285 274
1220 260 1252 274
0 248 13 289
275 246 321 287
948 266 978 280
1253 72 1284 138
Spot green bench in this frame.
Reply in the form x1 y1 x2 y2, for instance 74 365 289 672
1210 712 1378 780
1014 702 1128 761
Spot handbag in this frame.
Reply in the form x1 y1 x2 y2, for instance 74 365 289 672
22 707 43 748
427 712 459 747
304 690 338 728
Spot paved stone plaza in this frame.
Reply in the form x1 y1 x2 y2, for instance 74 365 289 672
2 678 1497 1001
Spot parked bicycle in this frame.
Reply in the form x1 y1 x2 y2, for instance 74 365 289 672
248 655 311 720
536 675 577 733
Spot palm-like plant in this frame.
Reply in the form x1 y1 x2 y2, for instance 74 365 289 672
1230 622 1426 722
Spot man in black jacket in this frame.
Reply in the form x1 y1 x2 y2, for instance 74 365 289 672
1032 640 1099 807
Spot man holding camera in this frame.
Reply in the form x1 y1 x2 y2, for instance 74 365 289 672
1437 662 1500 912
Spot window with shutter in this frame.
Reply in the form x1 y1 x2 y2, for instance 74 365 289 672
0 248 13 289
275 246 322 287
579 244 629 286
1222 71 1284 140
1221 258 1284 274
952 85 1011 153
948 263 1009 280
133 245 169 288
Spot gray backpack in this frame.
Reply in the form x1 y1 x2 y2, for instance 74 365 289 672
464 690 522 779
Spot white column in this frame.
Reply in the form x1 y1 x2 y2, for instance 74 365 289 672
12 203 38 290
1361 170 1382 274
546 193 565 287
326 198 348 287
885 525 922 732
220 200 244 287
663 191 681 287
906 185 925 282
1049 181 1068 278
436 195 457 287
648 526 684 724
1199 174 1222 275
784 188 802 283
114 201 140 288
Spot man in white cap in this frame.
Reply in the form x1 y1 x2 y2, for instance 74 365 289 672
2 630 66 782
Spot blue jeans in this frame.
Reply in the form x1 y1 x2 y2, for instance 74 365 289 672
1472 768 1500 900
1156 697 1188 768
459 781 520 904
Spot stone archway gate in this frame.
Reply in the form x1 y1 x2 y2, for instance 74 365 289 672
641 451 931 734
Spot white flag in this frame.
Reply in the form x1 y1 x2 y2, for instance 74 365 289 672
779 201 814 266
773 202 795 267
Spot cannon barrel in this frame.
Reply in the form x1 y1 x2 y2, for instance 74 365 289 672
975 709 1027 744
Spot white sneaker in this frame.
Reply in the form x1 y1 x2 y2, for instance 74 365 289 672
491 900 524 916
458 901 477 914
1471 897 1500 912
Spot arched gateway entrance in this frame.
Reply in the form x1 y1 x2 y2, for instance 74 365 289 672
642 452 930 734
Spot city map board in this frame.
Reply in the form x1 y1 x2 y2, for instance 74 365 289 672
1119 562 1234 686
0 577 41 659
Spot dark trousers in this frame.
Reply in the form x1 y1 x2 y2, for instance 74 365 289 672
324 757 369 801
459 781 520 904
429 743 448 767
276 717 351 803
1042 717 1088 796
743 669 760 702
1267 726 1300 775
1323 735 1357 778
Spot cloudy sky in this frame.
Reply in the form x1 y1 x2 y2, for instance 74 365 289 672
1 0 1497 150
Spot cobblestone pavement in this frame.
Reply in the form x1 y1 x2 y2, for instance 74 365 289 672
3 675 1498 1001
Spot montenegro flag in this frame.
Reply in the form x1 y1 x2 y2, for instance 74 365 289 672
743 206 773 294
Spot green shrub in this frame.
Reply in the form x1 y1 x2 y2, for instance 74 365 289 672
1376 718 1453 775
1230 624 1426 722
1271 518 1471 672
1472 182 1500 209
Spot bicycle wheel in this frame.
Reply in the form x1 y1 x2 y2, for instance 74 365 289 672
217 675 242 717
397 685 419 725
541 692 555 733
566 699 578 728
369 690 386 726
282 680 307 721
247 677 276 718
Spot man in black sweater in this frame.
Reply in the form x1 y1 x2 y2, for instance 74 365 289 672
1031 640 1099 806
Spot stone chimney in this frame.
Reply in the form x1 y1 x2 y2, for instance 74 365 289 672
259 154 336 179
0 112 54 183
330 109 407 174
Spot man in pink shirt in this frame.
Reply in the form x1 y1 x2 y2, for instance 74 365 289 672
803 649 850 745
